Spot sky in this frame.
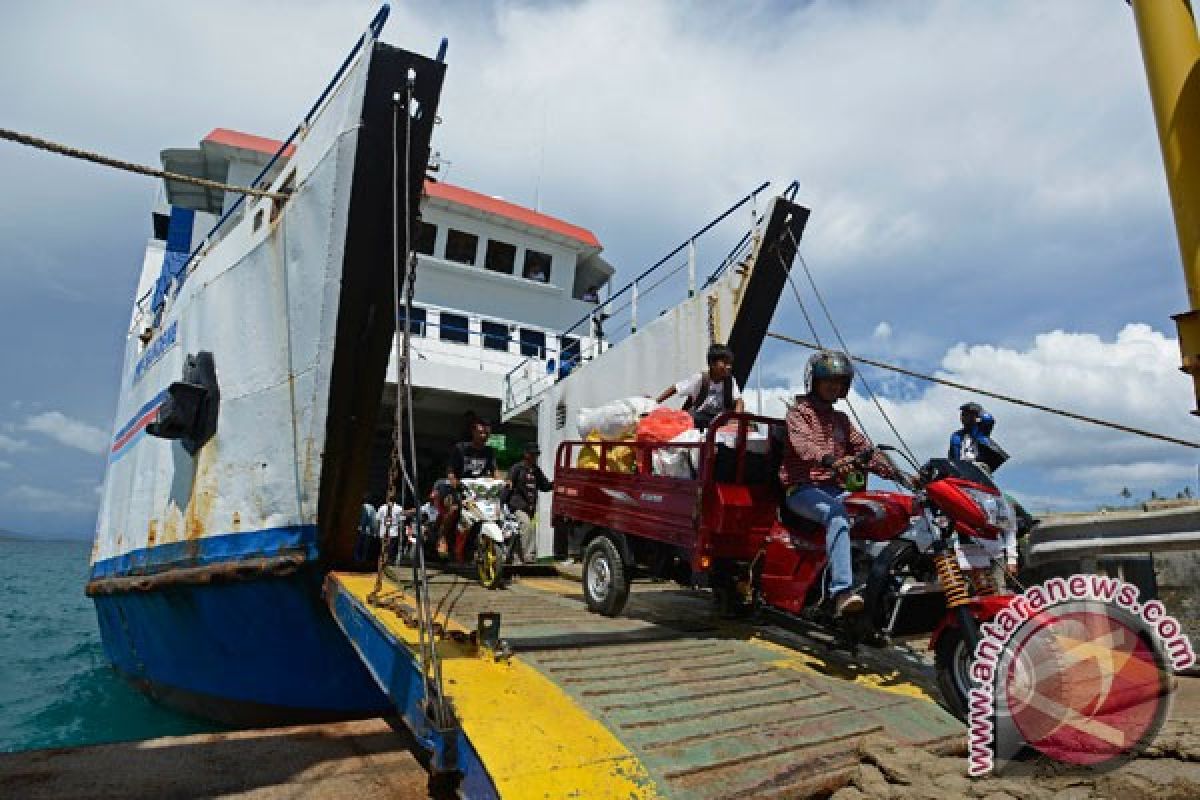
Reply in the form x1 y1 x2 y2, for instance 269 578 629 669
0 0 1196 538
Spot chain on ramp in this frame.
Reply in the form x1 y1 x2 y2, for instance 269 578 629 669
365 72 457 757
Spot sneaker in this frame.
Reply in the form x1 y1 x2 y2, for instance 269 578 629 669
834 590 864 617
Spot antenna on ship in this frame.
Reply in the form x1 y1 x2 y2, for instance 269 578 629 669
533 94 547 212
429 150 452 182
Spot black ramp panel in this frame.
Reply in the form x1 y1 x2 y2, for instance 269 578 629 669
727 197 810 388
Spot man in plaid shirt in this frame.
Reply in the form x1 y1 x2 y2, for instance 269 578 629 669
781 351 897 616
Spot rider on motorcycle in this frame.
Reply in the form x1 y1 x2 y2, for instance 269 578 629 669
949 403 1026 576
436 418 498 559
780 351 898 617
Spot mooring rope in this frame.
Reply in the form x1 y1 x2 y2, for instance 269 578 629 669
0 126 287 200
766 330 1200 449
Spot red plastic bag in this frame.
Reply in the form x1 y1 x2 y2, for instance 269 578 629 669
637 407 694 442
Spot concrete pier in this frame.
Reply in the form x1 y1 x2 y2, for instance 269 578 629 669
0 718 434 799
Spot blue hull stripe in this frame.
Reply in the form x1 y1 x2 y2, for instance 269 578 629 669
113 388 169 444
93 571 390 716
90 524 319 580
109 389 168 463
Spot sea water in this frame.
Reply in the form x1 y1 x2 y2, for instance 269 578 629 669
0 537 220 752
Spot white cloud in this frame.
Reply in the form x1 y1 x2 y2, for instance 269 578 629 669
873 322 893 342
389 1 1164 281
3 484 97 513
758 323 1199 510
1048 462 1197 497
0 433 30 453
23 411 108 455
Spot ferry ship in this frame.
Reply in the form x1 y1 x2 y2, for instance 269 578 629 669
84 3 627 721
85 13 449 724
78 10 974 793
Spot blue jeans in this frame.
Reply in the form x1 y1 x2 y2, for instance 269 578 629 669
353 532 371 563
786 483 853 596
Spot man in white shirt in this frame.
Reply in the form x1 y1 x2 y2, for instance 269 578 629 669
375 499 406 565
656 343 744 430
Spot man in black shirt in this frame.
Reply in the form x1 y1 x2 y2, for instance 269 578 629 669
505 442 553 563
450 419 497 481
435 418 497 559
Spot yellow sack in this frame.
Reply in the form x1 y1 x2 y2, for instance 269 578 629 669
576 430 637 473
607 445 636 473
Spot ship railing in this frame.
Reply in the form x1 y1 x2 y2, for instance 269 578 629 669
501 180 772 416
134 5 413 327
390 318 608 382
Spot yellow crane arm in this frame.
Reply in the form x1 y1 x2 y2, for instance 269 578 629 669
1132 1 1200 414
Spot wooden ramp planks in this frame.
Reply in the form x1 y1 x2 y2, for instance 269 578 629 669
367 569 963 799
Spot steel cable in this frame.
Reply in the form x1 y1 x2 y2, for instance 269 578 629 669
0 126 287 200
766 330 1200 450
786 229 919 464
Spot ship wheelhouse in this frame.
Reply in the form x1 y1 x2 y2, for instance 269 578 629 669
372 179 615 500
140 126 615 506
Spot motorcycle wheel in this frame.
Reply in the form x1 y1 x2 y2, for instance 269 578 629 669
476 538 505 590
862 539 930 634
934 626 974 721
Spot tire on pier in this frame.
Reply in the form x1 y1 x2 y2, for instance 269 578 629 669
582 535 631 617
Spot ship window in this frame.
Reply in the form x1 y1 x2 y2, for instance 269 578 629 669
152 212 170 241
523 249 552 282
399 305 426 336
519 329 546 358
445 229 478 265
482 320 509 352
484 240 516 274
440 312 469 344
414 221 436 256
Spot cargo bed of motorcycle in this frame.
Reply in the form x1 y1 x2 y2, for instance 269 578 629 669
325 568 963 799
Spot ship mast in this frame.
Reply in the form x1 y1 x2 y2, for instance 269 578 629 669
1131 1 1200 414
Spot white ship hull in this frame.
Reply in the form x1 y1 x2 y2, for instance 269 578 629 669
85 30 447 724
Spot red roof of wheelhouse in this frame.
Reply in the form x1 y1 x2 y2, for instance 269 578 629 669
203 128 297 158
422 180 600 249
200 128 600 249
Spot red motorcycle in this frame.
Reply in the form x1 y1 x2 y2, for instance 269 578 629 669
752 446 1018 718
552 413 1018 720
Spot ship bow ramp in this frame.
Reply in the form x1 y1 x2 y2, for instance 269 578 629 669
327 570 961 798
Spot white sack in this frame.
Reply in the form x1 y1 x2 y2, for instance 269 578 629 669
652 429 704 478
576 397 657 439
